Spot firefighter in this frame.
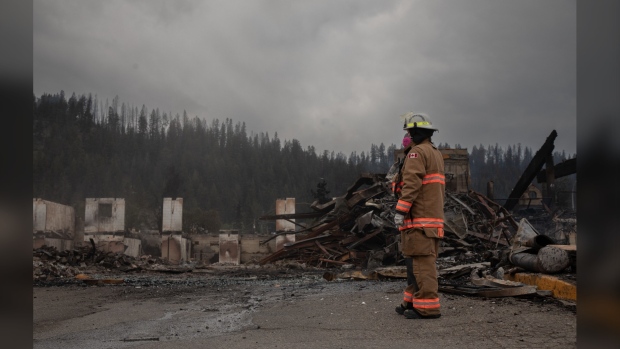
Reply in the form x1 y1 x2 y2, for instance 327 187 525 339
393 112 445 319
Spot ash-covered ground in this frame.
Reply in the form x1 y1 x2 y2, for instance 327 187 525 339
34 266 576 349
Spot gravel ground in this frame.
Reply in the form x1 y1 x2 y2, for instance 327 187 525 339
33 268 576 349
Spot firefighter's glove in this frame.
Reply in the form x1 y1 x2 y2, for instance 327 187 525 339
394 213 404 227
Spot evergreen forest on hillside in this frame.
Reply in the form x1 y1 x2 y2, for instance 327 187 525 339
33 91 576 234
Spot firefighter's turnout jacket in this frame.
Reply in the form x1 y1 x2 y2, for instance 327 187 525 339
394 138 445 238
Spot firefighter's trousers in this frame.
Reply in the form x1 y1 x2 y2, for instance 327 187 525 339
401 228 441 317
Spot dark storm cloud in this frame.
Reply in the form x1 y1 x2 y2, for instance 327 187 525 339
34 0 576 155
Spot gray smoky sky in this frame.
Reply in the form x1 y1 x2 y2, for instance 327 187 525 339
34 0 576 156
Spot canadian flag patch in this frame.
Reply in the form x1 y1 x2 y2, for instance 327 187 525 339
408 153 419 158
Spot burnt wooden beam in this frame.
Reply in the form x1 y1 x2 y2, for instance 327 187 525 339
319 258 350 265
304 213 351 239
315 240 332 257
346 228 383 250
503 130 557 211
346 184 385 208
545 155 556 208
344 173 384 200
470 191 497 219
536 158 576 183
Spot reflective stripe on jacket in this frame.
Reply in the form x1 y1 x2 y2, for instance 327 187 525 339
399 217 445 237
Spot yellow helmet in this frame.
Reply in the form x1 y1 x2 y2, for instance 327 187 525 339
401 112 438 131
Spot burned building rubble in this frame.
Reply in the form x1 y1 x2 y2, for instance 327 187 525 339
32 243 178 282
257 172 570 270
32 188 576 300
257 159 575 298
256 132 576 292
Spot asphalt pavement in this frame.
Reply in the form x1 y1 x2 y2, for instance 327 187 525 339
33 272 576 349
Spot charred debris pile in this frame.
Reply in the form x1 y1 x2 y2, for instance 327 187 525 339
259 172 576 295
32 241 182 282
